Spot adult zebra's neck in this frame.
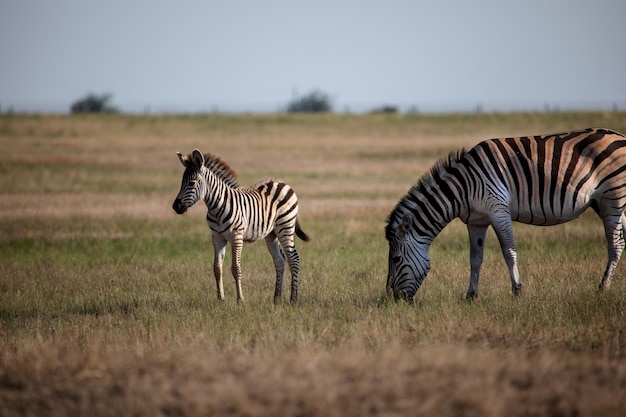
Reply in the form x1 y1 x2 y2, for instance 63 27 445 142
387 151 469 243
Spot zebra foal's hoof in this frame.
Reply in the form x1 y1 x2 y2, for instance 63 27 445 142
512 283 522 297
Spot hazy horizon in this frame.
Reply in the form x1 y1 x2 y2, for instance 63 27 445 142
1 1 625 114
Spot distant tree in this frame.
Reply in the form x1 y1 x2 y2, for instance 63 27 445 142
70 93 118 114
286 90 332 113
369 105 398 114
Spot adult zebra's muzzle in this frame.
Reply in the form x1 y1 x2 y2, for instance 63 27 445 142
172 198 188 214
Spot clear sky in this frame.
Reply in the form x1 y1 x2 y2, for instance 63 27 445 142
1 0 625 114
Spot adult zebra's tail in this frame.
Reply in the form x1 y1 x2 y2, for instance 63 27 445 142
295 218 310 242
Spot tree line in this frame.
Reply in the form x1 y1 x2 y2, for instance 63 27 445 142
70 90 336 114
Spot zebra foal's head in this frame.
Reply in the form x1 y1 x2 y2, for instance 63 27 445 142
172 149 206 215
385 212 431 303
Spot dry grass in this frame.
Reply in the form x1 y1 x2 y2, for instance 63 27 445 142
2 112 626 416
3 343 626 417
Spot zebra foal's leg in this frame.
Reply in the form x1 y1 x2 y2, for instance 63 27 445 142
265 233 286 304
278 233 301 303
212 235 227 300
230 236 245 303
466 224 488 300
598 214 626 291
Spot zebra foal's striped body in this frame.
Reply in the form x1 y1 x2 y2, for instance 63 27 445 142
386 128 626 302
172 150 309 303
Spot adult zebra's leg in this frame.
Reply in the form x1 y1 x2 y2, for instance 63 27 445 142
265 233 286 304
212 235 227 300
278 234 300 303
491 213 522 296
598 213 626 291
466 224 488 300
230 236 245 303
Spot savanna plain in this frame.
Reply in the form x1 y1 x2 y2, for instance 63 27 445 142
1 112 626 417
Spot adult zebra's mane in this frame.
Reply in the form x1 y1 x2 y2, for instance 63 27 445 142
184 152 240 188
385 149 466 240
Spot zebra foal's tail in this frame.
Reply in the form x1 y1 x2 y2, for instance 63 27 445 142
295 218 310 242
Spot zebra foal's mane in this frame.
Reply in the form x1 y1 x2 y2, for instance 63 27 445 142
182 152 240 188
385 149 466 239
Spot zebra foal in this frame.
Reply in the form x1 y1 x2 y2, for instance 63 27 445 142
172 150 309 303
386 128 626 303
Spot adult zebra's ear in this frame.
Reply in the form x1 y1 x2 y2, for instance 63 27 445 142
398 212 412 239
191 149 205 168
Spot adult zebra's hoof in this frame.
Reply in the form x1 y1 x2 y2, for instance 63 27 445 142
465 290 478 301
512 283 522 296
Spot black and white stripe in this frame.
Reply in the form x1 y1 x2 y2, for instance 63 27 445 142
386 127 626 302
173 149 309 303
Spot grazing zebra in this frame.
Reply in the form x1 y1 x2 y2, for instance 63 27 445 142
172 150 309 303
385 127 626 303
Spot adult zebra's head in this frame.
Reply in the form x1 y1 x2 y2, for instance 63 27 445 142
385 212 431 303
172 149 206 215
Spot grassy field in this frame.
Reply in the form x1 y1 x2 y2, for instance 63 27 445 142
1 112 626 416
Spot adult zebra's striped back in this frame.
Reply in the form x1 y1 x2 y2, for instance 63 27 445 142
172 149 309 304
386 127 626 303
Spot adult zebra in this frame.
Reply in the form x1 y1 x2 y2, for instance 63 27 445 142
385 127 626 303
172 150 309 303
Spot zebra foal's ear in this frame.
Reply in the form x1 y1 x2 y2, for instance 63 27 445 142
191 149 205 168
177 152 186 167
